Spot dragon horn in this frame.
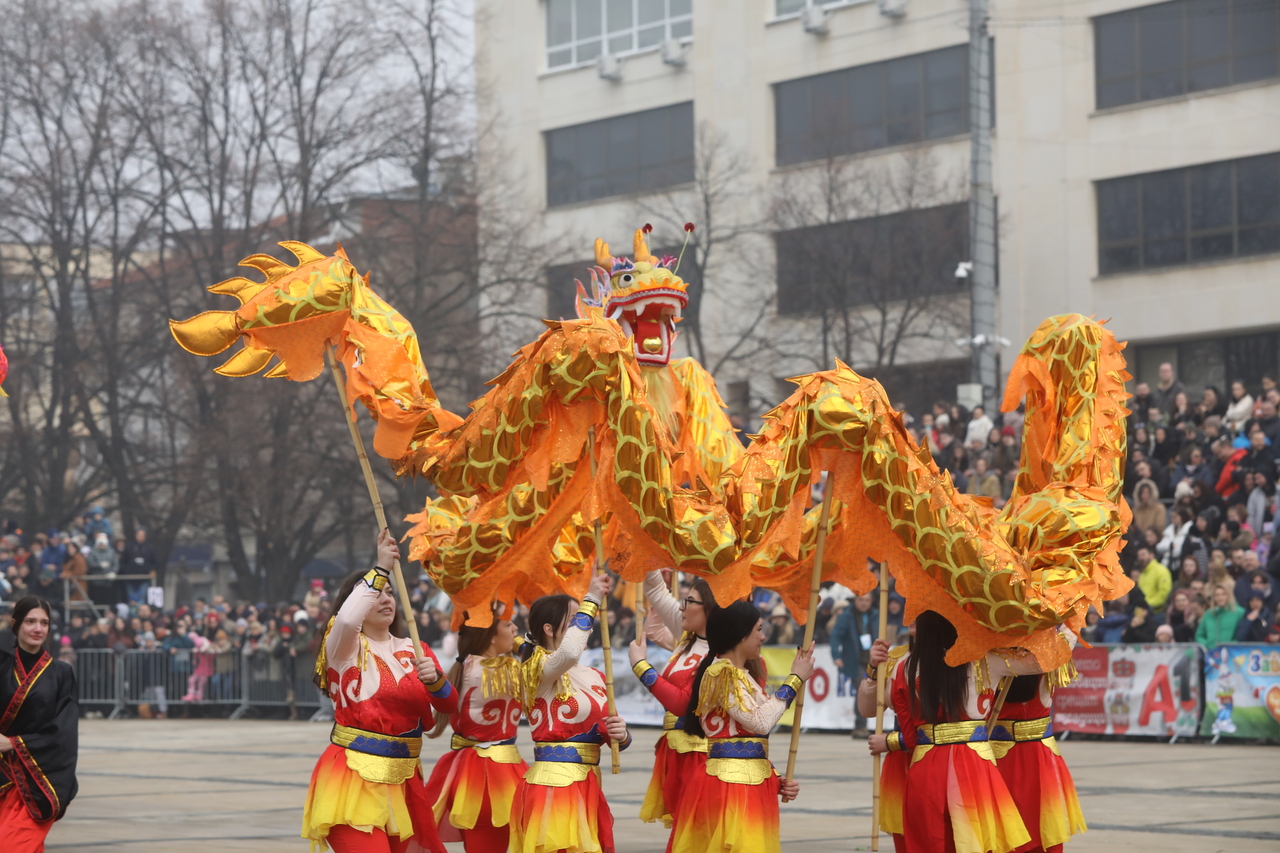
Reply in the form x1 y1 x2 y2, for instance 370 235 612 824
633 228 654 264
594 238 613 269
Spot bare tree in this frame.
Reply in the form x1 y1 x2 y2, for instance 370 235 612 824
769 151 970 381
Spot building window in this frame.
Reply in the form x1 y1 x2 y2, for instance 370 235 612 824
1094 0 1280 110
774 44 970 167
773 0 864 15
546 0 693 70
1096 153 1280 274
1132 331 1280 401
545 102 694 207
774 202 968 314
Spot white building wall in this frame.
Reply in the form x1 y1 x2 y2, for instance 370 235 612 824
476 0 1280 410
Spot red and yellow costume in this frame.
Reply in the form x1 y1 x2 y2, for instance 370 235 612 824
301 570 459 852
669 660 802 853
877 645 915 853
897 652 1035 853
990 676 1086 853
630 571 709 831
510 596 631 853
424 653 527 852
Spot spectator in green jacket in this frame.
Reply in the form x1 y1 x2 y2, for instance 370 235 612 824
1135 546 1173 611
1196 584 1244 646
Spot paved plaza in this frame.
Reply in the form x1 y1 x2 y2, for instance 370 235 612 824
48 719 1279 852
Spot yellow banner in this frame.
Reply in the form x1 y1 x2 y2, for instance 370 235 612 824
760 647 797 728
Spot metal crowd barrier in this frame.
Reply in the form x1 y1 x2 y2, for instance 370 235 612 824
70 647 327 719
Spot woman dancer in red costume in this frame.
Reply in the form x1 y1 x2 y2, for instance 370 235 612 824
627 571 718 835
868 610 1071 853
669 600 813 853
301 530 459 853
509 573 631 853
989 674 1086 852
424 613 527 852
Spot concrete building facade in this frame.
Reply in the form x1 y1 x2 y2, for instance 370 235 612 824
475 0 1280 422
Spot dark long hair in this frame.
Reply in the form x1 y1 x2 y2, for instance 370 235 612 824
428 619 503 738
1004 674 1041 705
676 577 719 658
525 594 576 656
311 569 409 690
683 600 762 737
905 610 968 724
9 596 54 653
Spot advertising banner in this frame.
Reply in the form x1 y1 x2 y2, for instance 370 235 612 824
1053 643 1201 738
1200 645 1280 739
582 645 895 732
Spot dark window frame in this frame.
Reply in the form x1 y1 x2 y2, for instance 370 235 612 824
774 43 991 168
774 202 970 316
544 102 695 208
1096 153 1280 275
1093 0 1280 110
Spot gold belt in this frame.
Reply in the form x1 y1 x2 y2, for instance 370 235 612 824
450 732 525 764
331 724 421 785
525 740 602 788
997 716 1052 742
705 737 773 785
662 712 709 754
917 720 988 746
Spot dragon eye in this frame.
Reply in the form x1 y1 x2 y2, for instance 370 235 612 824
621 274 634 284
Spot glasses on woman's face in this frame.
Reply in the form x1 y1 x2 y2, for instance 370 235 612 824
680 597 703 611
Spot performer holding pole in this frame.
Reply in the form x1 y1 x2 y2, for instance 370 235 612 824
989 671 1086 852
0 597 79 853
871 563 891 850
783 471 836 797
864 629 916 853
326 348 423 652
424 610 528 853
302 531 458 853
509 576 632 853
629 571 718 832
670 601 814 853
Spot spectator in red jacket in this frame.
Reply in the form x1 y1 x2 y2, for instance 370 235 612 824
1214 439 1247 501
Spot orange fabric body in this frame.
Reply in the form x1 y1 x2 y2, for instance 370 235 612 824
0 787 54 853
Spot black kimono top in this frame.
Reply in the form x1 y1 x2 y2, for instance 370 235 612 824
0 632 79 821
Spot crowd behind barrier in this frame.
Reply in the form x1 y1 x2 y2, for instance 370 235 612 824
4 368 1280 731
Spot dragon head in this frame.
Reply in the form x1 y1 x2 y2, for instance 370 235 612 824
576 225 689 367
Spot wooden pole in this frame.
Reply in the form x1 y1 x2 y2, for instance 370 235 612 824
871 561 891 851
587 427 621 774
783 471 836 795
985 675 1014 734
325 347 423 652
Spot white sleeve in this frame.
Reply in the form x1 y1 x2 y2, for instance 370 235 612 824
644 571 682 637
327 581 379 664
540 597 596 684
725 685 789 734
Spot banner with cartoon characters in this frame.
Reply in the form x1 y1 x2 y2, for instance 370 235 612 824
1054 643 1202 737
1200 644 1280 740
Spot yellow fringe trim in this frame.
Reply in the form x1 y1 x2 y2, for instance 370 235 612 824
481 655 523 700
694 659 756 717
520 645 574 713
314 615 337 690
1047 659 1078 691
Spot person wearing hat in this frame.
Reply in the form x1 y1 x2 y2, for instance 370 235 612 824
831 593 879 737
765 604 796 646
669 600 814 853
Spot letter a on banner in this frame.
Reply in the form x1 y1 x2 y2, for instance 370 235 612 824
1139 664 1178 728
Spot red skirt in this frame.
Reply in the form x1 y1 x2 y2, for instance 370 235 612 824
670 765 781 853
995 741 1085 851
903 744 1029 853
639 735 708 828
880 750 908 837
301 744 444 853
424 746 528 842
508 767 614 853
